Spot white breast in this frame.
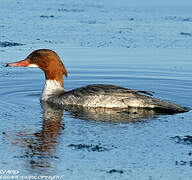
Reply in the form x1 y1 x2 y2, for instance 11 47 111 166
41 80 64 101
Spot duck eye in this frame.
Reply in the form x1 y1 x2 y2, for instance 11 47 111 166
30 56 38 63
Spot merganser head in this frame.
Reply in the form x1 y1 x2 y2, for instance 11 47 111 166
6 49 68 87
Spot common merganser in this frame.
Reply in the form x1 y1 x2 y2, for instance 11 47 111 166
6 49 189 113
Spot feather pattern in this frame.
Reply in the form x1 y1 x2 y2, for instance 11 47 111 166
47 84 189 113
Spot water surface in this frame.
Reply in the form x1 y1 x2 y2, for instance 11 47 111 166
1 47 192 179
1 0 192 179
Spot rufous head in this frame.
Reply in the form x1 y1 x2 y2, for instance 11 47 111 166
6 49 68 87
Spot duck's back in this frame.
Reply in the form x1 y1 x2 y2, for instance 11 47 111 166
48 84 189 113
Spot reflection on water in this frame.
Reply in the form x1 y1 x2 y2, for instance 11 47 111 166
63 105 175 123
9 102 64 171
26 102 64 169
7 101 174 172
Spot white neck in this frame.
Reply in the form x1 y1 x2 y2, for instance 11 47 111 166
41 80 64 101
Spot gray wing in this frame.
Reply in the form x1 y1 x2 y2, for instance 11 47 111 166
56 84 188 113
65 84 153 96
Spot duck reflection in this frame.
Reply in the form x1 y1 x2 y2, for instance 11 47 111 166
9 103 175 171
63 105 174 123
19 102 64 169
24 104 172 169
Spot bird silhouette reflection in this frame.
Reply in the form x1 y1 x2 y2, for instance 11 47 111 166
8 102 175 171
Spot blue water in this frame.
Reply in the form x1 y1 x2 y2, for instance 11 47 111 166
1 48 192 180
1 0 192 179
